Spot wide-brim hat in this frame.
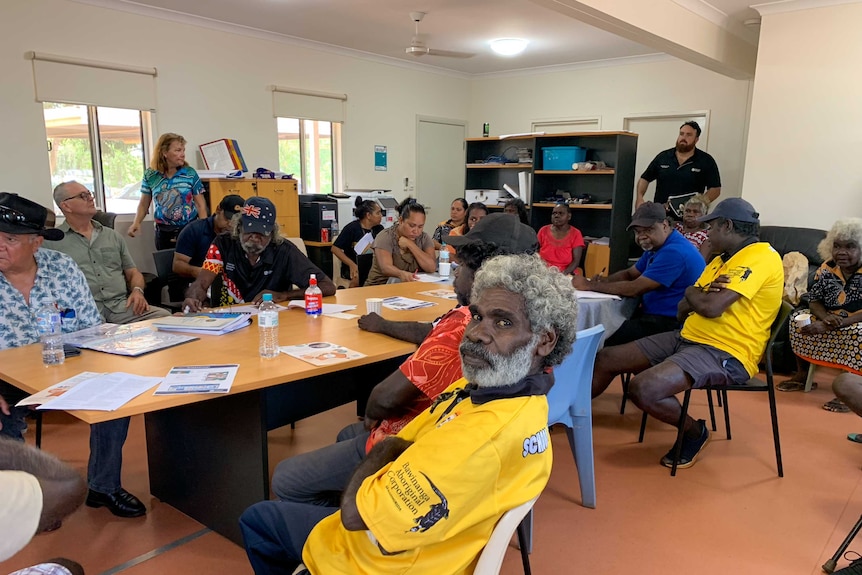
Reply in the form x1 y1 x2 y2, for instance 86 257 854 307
444 213 538 253
0 193 64 241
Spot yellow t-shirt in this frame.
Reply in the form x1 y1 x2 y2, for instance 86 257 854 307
681 242 783 376
303 378 552 575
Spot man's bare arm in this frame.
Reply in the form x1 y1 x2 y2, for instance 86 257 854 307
357 313 433 344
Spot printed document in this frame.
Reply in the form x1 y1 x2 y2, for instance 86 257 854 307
154 364 240 395
280 342 365 366
36 373 162 411
16 372 104 407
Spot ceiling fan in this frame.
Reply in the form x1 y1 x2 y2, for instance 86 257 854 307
405 12 475 59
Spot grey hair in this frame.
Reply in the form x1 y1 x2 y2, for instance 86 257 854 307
684 194 710 215
52 181 77 207
819 218 862 262
230 216 283 245
471 254 579 368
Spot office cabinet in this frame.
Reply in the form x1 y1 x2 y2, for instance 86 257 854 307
464 132 638 273
204 178 299 237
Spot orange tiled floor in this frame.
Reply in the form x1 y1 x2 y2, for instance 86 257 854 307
4 373 862 575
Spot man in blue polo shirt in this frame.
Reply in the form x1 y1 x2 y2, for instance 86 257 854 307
173 194 244 278
571 202 705 346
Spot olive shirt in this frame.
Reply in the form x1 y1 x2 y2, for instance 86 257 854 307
364 226 433 286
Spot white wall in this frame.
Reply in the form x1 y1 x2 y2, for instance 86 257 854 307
0 0 471 270
742 3 862 230
469 59 752 201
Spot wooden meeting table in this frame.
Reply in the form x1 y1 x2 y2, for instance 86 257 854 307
0 282 453 544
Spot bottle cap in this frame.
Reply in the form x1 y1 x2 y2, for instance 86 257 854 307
262 293 273 302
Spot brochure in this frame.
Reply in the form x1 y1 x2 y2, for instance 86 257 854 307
381 296 436 311
417 289 458 301
16 372 104 407
154 364 240 395
279 342 366 367
63 324 198 357
153 312 252 335
35 372 163 411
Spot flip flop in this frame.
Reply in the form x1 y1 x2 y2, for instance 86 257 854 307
777 380 817 392
823 398 851 413
848 433 862 443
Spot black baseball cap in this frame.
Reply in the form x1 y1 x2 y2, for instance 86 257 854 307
444 213 537 253
698 198 760 224
0 193 64 241
627 202 667 230
218 194 245 215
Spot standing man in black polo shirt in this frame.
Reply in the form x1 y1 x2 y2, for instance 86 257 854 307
182 197 336 310
636 121 721 216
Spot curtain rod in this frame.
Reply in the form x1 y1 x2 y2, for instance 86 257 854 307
26 51 157 77
268 85 347 101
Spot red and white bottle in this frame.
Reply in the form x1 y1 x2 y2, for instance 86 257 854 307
305 274 323 318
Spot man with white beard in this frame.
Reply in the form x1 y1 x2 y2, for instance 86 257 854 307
240 254 579 575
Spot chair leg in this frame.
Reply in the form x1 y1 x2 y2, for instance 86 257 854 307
519 508 534 554
706 389 717 432
671 389 693 477
516 517 533 575
566 420 596 509
722 390 732 440
620 372 631 415
804 363 817 392
767 379 784 477
638 410 648 443
717 389 723 407
35 411 43 449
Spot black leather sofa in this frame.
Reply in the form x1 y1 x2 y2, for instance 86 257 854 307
759 225 828 373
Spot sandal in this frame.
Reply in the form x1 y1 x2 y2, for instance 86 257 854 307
848 433 862 443
824 398 851 413
777 380 817 392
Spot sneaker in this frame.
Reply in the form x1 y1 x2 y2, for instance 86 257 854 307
834 557 862 574
660 419 711 469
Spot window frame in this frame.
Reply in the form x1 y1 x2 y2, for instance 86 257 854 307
277 117 343 195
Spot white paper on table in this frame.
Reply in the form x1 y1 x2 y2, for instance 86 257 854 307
279 342 366 366
415 273 450 283
382 296 436 311
16 372 104 407
575 290 621 300
327 312 360 320
38 372 162 411
154 364 239 395
417 289 458 301
211 303 287 316
287 301 357 315
353 232 374 255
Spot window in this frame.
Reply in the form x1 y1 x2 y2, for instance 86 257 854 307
277 118 340 195
44 103 152 214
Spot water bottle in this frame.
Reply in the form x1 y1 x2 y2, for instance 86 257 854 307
258 294 280 358
439 245 451 277
305 274 323 318
36 305 64 366
330 218 339 239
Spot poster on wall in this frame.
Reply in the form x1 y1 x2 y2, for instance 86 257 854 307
374 145 387 171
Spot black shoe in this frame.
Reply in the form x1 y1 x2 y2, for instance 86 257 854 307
86 488 147 518
660 419 711 469
834 557 862 574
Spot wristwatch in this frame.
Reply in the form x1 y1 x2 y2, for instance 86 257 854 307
132 286 145 295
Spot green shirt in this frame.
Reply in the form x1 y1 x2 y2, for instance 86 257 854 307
45 221 137 316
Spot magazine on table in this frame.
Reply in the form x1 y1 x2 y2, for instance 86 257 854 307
279 342 365 367
153 364 240 395
381 296 436 311
62 324 198 357
152 312 252 335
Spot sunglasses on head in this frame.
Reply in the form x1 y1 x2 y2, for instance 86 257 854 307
0 205 41 231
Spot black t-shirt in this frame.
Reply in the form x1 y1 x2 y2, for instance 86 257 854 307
210 235 329 303
640 147 721 205
333 220 384 280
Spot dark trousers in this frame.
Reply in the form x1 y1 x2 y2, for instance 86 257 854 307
605 312 680 347
154 224 184 251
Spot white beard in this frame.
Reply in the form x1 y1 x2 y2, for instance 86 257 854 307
460 334 540 388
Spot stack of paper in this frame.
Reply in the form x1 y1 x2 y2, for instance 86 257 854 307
287 301 357 315
153 312 252 335
382 296 436 311
19 372 162 411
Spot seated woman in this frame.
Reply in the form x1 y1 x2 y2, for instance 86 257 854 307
364 198 436 286
674 195 712 260
331 198 384 288
537 203 585 275
503 198 529 225
779 218 862 413
431 198 467 250
444 202 488 258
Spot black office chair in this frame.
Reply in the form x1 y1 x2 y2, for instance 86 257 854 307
93 210 117 229
639 301 793 477
149 249 186 312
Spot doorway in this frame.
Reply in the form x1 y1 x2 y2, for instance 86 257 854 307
416 117 467 231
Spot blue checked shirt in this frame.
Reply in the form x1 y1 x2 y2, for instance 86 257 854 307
0 248 102 350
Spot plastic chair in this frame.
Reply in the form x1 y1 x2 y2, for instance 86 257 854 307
545 324 605 508
657 301 793 476
473 496 538 575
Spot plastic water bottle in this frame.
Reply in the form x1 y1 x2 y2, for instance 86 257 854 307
305 274 323 319
330 218 339 239
36 305 64 366
439 245 451 277
258 294 280 358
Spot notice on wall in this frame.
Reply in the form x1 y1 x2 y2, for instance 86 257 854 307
374 145 387 171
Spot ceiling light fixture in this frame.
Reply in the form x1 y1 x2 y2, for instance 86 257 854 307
489 38 528 57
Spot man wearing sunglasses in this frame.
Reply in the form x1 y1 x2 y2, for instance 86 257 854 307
48 181 169 324
0 192 146 519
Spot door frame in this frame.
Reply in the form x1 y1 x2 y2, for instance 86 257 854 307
415 115 467 217
622 110 712 148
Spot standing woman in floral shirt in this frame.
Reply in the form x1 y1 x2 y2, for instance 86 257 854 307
128 133 207 250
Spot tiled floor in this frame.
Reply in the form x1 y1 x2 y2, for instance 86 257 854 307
3 371 862 575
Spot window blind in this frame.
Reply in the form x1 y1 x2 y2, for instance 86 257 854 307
28 51 157 111
270 85 346 123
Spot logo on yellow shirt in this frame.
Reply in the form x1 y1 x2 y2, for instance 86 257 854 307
522 427 550 458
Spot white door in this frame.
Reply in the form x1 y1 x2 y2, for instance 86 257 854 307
531 117 601 133
624 112 709 208
416 117 466 231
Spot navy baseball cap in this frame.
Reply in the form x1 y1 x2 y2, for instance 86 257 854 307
698 198 760 224
241 197 276 235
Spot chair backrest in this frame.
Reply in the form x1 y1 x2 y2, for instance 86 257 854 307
152 249 175 278
546 324 605 425
284 237 308 256
473 496 539 575
93 210 117 229
764 300 794 374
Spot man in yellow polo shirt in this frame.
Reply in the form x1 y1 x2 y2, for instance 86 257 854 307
591 198 783 469
239 254 579 575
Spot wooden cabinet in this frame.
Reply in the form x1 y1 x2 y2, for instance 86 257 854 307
464 132 638 273
204 178 299 237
